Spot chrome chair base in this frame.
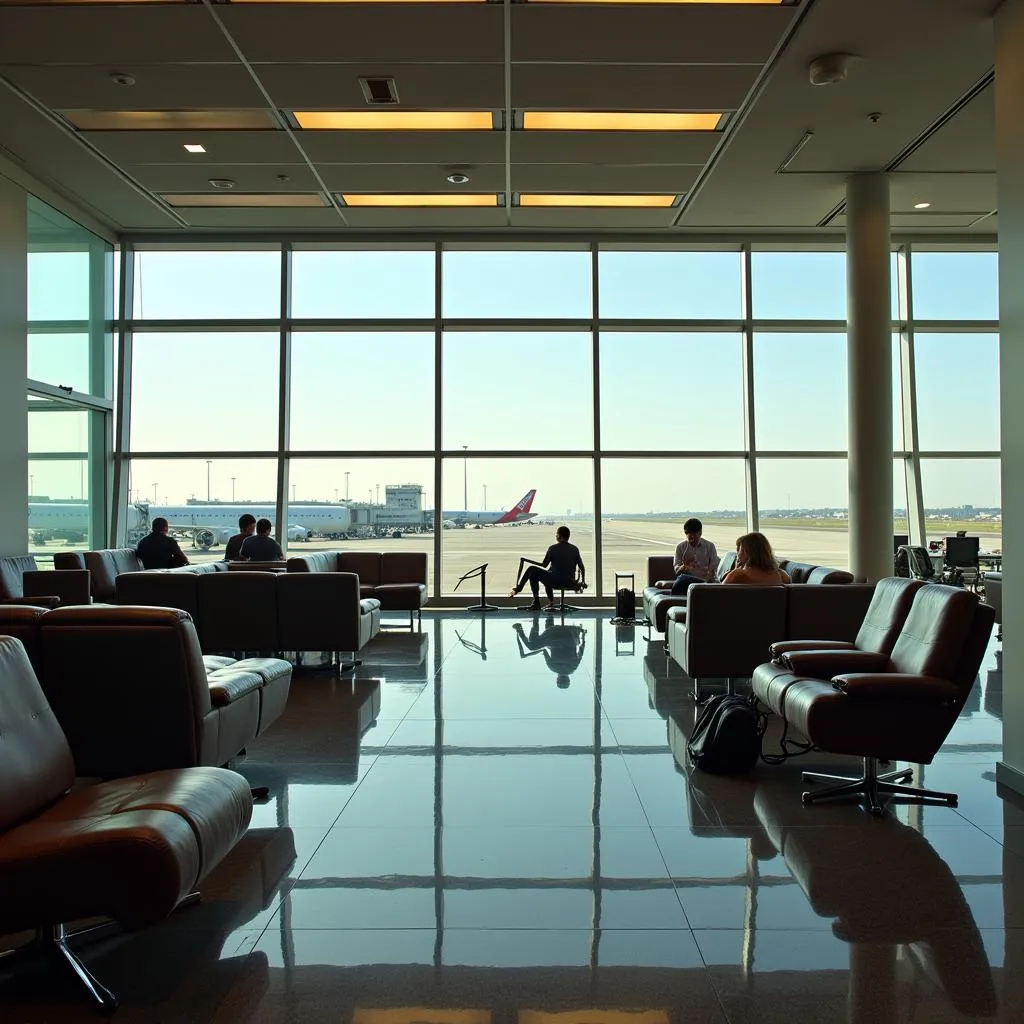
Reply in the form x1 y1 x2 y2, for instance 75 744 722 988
802 756 958 817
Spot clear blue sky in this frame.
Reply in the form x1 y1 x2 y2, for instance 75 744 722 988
28 243 1001 513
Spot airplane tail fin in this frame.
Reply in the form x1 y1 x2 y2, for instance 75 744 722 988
496 489 537 524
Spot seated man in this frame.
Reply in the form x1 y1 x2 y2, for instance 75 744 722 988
655 517 720 595
514 617 587 688
224 513 257 562
510 525 586 612
136 516 189 570
240 518 283 562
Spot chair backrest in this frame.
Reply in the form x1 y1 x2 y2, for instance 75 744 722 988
0 555 38 600
944 535 980 568
896 544 935 580
716 550 737 581
647 555 675 587
0 636 75 833
853 576 925 654
806 566 854 585
38 605 212 776
890 584 988 684
84 547 145 601
782 561 818 584
0 604 49 670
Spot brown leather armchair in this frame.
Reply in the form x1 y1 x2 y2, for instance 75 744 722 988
0 636 253 1012
751 583 995 815
0 554 91 608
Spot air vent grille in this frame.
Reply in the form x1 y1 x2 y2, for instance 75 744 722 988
359 77 399 105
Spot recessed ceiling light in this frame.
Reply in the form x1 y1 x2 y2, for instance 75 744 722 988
523 112 723 131
341 193 498 207
295 111 494 131
519 194 676 208
208 178 235 190
914 202 932 209
446 172 470 185
184 144 206 154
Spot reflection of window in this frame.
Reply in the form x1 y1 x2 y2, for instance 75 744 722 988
442 250 592 319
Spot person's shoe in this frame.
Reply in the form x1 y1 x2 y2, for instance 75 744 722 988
509 584 523 598
525 600 542 611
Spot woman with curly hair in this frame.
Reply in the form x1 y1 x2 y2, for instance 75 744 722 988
723 532 791 585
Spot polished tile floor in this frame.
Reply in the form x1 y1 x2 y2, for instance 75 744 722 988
1 611 1019 1022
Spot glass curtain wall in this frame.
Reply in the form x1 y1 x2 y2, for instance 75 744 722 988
115 243 1000 595
27 196 114 561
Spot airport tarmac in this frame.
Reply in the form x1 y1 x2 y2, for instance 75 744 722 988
68 517 999 598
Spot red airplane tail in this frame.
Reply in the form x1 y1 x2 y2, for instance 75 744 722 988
496 489 537 524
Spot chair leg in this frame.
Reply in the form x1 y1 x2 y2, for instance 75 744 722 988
50 926 118 1015
802 757 955 817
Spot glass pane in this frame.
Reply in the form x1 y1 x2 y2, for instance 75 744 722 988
28 399 103 558
600 458 747 594
440 457 592 595
124 458 277 559
753 334 847 450
290 333 434 451
287 456 434 586
755 458 849 569
920 458 1001 552
751 251 847 319
291 250 435 319
914 334 999 450
597 251 742 319
28 332 91 394
129 332 279 451
892 333 904 450
443 332 592 450
912 252 998 320
442 250 592 319
600 333 744 450
133 250 281 319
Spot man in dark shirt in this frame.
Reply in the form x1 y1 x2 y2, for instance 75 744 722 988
239 518 283 561
510 525 586 611
224 513 257 561
136 517 189 570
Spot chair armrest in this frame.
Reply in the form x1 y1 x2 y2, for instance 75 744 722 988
832 673 961 701
781 649 890 678
209 668 264 707
0 595 60 609
769 639 855 659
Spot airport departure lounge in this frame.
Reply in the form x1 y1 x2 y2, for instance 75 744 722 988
2 1 1023 1021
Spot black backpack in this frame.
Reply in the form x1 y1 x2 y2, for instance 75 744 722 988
686 694 764 774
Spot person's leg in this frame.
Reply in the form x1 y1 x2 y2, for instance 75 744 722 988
670 572 703 596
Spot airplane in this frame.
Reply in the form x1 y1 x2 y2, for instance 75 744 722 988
432 489 538 529
149 503 351 549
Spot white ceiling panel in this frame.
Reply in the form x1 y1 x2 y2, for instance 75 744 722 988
338 207 509 229
0 8 234 64
131 163 321 194
173 205 344 230
254 63 505 110
83 130 300 164
318 164 506 192
299 130 506 165
511 164 698 193
0 63 266 110
509 6 793 64
510 131 717 165
899 85 996 173
218 7 504 64
511 207 675 230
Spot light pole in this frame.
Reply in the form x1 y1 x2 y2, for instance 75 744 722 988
29 475 33 496
231 477 236 502
483 483 487 511
368 489 373 504
345 472 350 500
334 488 339 502
291 483 296 503
376 483 380 505
206 460 212 502
462 445 468 510
152 483 158 504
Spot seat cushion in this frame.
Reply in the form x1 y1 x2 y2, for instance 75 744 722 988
372 582 427 611
208 668 263 707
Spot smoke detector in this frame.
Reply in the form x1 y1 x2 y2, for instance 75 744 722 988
808 53 855 86
446 172 470 185
208 178 235 190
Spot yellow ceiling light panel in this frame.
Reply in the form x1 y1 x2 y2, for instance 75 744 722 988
164 194 326 208
529 1 782 5
235 0 483 4
62 110 273 131
295 111 493 131
523 112 723 131
519 194 676 208
342 194 498 207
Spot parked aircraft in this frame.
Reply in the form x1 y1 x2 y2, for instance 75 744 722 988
432 489 538 528
150 503 351 549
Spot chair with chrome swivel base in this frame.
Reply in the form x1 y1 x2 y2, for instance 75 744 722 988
549 575 587 615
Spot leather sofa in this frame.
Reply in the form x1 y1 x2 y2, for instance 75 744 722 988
115 567 381 657
0 634 253 1012
667 580 876 698
0 553 91 607
55 547 228 602
0 604 292 777
287 550 428 625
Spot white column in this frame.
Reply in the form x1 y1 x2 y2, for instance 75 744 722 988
996 0 1024 792
846 173 893 583
0 177 27 555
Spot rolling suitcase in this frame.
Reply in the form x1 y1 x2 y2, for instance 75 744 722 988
614 571 636 620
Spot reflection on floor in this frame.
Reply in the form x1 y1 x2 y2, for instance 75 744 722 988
1 611 1019 1023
